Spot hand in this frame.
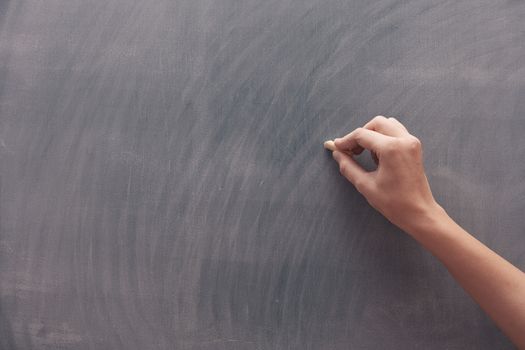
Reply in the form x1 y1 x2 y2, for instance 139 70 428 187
326 116 440 234
326 116 525 348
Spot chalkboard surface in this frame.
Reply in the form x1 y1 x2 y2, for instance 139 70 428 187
0 0 523 349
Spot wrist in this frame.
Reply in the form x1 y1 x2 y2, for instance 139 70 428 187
403 201 450 239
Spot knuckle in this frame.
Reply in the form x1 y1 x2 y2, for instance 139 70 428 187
353 127 365 140
405 136 422 152
339 162 347 174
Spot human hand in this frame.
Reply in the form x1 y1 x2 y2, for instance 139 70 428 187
325 116 441 235
326 117 525 348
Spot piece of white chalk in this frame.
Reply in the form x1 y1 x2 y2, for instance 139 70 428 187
323 140 337 152
323 140 353 156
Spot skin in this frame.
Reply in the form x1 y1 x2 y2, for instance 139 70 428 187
325 116 525 348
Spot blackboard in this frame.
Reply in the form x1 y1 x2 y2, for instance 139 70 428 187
0 0 523 348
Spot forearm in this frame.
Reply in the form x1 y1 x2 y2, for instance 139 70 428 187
409 205 525 348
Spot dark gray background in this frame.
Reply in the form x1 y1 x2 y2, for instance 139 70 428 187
0 0 523 349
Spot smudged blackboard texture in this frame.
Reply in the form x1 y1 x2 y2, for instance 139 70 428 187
0 0 523 349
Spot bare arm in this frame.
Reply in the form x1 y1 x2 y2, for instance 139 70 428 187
326 116 525 348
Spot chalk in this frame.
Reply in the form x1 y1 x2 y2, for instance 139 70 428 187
323 140 337 151
323 140 353 156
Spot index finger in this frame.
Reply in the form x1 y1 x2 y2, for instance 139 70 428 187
334 127 390 153
363 116 406 137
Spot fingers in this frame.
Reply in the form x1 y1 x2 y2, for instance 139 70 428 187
334 127 390 153
332 116 410 154
332 150 369 192
363 115 409 137
362 116 402 136
386 117 409 134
